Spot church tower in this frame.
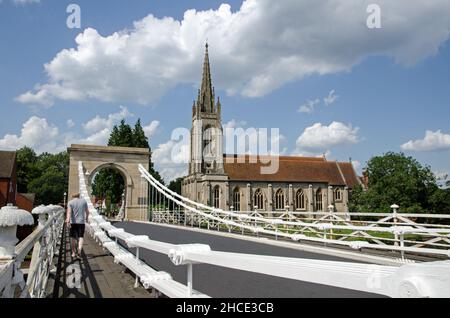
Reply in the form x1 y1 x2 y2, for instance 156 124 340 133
189 43 224 175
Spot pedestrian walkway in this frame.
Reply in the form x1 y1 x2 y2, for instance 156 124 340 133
49 227 153 298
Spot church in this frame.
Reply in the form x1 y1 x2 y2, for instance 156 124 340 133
181 45 362 213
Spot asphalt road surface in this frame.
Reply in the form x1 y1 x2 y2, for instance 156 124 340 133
116 222 384 298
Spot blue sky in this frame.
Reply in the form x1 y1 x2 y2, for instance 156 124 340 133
1 0 450 182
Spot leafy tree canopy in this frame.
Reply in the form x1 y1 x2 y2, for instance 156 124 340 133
350 152 449 214
16 148 69 205
168 178 183 195
93 118 164 207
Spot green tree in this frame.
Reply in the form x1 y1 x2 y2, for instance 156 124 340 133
168 178 183 195
24 151 69 205
108 125 120 146
16 147 39 193
108 120 134 147
132 119 164 184
349 152 441 213
94 118 164 208
133 119 149 148
91 168 125 210
428 187 450 215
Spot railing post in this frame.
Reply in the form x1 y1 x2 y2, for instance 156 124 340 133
391 204 400 246
400 233 405 260
229 207 233 233
27 206 49 295
134 247 140 288
187 263 193 297
328 205 334 238
254 206 259 238
285 205 290 228
0 205 34 298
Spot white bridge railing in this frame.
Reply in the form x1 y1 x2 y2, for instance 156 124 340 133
138 165 450 261
0 204 64 298
80 161 450 298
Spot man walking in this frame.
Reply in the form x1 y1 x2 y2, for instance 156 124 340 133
66 193 90 260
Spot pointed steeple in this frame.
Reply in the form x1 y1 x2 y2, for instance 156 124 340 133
199 42 214 113
216 96 221 118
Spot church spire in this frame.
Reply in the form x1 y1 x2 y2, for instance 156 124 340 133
199 42 214 113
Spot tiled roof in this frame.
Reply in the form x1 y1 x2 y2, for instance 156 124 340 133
18 193 36 203
223 155 360 187
0 151 16 179
337 162 362 188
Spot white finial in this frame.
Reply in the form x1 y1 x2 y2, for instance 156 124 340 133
0 205 34 258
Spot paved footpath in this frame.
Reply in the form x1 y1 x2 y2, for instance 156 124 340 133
49 228 152 298
116 222 385 298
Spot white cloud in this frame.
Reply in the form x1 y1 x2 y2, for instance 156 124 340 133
0 107 145 154
223 119 248 130
401 130 450 152
0 117 61 154
143 121 160 140
0 0 41 5
11 0 40 5
78 128 111 146
66 119 75 129
82 105 132 134
299 99 320 114
324 89 339 106
153 139 189 182
16 0 450 107
296 122 360 153
299 90 339 113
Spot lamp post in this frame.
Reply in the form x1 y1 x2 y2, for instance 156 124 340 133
63 192 67 209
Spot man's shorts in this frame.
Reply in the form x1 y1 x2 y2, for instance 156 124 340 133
69 224 85 239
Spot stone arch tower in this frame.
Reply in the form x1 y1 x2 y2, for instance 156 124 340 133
68 144 150 220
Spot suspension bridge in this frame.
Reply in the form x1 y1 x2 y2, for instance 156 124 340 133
1 160 450 298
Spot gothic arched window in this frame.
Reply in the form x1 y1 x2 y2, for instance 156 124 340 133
233 188 241 211
253 189 264 210
334 188 342 201
295 189 306 210
275 189 285 210
213 186 220 209
315 188 323 211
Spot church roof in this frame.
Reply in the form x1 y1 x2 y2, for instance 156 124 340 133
223 155 361 188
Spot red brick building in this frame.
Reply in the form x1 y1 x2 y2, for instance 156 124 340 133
0 151 18 207
0 151 35 210
0 151 36 240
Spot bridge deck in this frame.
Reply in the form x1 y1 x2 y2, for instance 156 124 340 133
116 222 386 298
49 228 152 298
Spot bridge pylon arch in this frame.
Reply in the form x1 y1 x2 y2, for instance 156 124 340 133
68 144 150 220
